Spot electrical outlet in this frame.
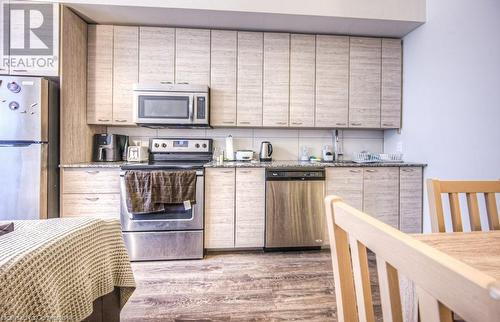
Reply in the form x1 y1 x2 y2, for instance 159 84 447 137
396 141 403 153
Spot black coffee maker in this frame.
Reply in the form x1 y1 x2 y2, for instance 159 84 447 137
93 134 128 162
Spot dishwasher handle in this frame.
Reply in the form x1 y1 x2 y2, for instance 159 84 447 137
266 169 325 181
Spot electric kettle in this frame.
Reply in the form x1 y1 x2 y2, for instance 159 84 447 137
259 141 273 161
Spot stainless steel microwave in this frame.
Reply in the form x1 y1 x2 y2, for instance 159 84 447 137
133 83 209 127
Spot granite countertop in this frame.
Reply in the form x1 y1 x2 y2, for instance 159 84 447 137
60 162 128 168
204 160 427 168
60 160 426 169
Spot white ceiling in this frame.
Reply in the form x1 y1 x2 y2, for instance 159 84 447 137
62 1 425 37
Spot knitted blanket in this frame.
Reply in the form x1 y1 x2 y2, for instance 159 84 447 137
0 217 135 321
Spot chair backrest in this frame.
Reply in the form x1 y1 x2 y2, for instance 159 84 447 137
324 195 500 322
427 179 500 232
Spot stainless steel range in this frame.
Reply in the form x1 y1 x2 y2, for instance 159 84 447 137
120 138 212 261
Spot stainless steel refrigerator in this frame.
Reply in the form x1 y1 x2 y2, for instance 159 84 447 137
0 76 59 220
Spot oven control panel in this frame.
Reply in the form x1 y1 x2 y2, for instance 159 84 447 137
150 138 212 153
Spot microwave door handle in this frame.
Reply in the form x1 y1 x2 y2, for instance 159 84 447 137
189 95 195 120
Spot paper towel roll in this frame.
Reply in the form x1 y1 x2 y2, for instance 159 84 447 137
225 135 234 161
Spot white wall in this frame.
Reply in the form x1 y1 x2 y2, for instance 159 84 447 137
385 0 500 232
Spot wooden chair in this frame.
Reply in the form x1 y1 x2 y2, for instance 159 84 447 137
427 179 500 232
324 195 500 322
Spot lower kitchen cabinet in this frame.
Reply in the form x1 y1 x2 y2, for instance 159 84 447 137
325 166 423 234
60 168 120 219
235 168 265 247
325 168 363 210
399 167 423 233
204 168 236 248
204 167 266 249
363 167 399 228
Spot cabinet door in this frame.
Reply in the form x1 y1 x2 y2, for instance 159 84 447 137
205 168 235 248
315 35 349 128
399 167 423 233
113 26 138 125
381 38 402 129
210 30 237 127
289 34 315 128
349 37 382 128
235 168 265 248
87 25 113 125
263 33 289 127
326 168 363 210
237 31 263 127
363 167 399 228
139 27 174 83
175 28 210 85
61 194 120 219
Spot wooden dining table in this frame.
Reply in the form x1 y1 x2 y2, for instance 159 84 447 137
413 230 500 282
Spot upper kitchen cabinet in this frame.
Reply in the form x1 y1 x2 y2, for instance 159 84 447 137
3 3 59 76
210 30 237 127
289 34 315 128
112 26 138 125
263 33 290 127
175 28 211 85
139 27 174 83
237 31 263 127
315 35 349 128
381 38 402 129
349 37 382 128
87 25 113 125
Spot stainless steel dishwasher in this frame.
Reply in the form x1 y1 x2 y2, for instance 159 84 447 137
265 168 325 250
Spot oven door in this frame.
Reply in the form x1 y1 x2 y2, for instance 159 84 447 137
120 170 204 232
133 91 194 125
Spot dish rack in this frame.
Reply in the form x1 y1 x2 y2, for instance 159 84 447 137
352 152 403 163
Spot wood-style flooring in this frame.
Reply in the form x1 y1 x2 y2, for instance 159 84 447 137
121 250 382 321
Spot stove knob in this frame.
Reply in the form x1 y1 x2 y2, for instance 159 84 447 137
202 143 207 148
9 101 20 111
162 143 167 148
195 143 200 148
154 143 159 148
7 82 21 93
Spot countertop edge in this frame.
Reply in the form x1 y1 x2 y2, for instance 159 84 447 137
60 161 427 169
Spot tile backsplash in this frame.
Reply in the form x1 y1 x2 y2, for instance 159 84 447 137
107 127 384 161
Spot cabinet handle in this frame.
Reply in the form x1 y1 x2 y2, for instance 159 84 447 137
115 119 128 123
239 121 251 125
222 121 235 124
275 122 287 125
350 122 362 126
85 197 100 202
291 122 303 125
239 170 251 173
98 119 110 122
12 69 28 72
349 169 362 173
160 81 172 84
177 82 189 85
382 123 394 127
365 169 377 173
86 170 100 174
336 122 346 126
220 170 233 174
401 168 414 172
0 67 6 71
